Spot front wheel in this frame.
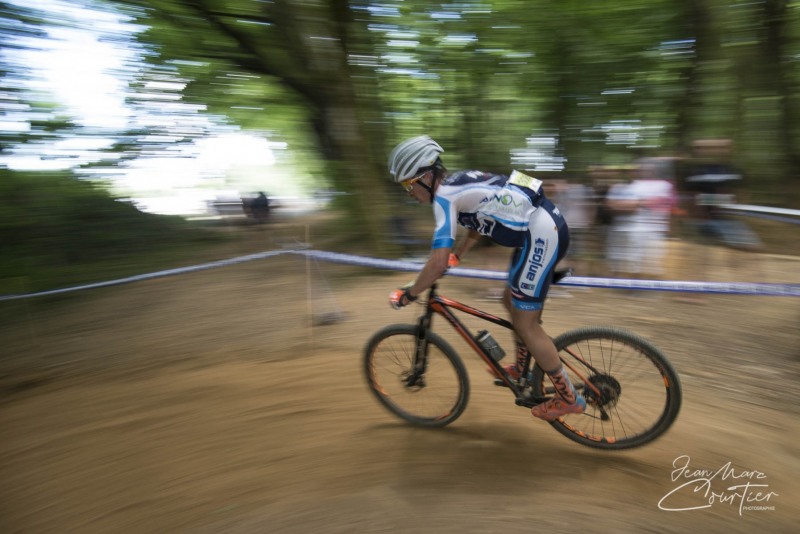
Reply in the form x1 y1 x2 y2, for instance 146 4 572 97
364 324 470 427
531 327 682 450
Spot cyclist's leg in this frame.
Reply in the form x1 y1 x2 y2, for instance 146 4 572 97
510 301 585 420
488 259 552 381
508 305 559 372
491 256 530 380
506 203 585 420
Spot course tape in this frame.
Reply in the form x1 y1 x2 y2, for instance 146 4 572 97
295 250 800 297
1 248 798 302
0 250 289 302
719 209 800 225
720 204 800 218
720 203 800 225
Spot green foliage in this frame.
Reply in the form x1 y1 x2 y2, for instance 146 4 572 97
0 169 220 294
5 0 798 267
106 0 800 223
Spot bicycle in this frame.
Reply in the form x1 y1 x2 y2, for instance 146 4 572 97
364 272 682 450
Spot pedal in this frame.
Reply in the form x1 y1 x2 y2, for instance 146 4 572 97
493 373 533 388
515 390 548 408
493 378 510 388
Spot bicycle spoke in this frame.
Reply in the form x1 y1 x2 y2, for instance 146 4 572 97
534 327 681 450
364 325 469 427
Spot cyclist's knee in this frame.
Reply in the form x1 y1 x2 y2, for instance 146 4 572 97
510 307 543 330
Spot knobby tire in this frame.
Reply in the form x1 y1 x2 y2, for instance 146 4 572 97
364 324 470 428
532 326 682 450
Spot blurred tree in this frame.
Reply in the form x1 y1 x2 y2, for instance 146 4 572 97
105 0 800 211
0 1 85 156
675 0 799 203
747 0 798 199
114 0 390 245
6 0 797 236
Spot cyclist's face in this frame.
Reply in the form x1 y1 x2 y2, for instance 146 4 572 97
402 170 433 203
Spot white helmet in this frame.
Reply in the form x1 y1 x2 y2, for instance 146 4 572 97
388 135 444 182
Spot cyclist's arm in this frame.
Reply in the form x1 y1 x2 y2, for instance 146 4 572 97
408 247 450 299
454 229 481 260
406 192 455 298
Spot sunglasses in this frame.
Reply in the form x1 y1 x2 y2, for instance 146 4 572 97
400 171 429 192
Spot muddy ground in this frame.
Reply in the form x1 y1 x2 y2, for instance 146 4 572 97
1 220 799 533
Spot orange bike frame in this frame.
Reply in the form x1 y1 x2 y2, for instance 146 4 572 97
421 284 603 400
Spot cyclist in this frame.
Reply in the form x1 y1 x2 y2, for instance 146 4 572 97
387 135 586 421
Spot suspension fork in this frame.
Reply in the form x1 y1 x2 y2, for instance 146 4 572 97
411 301 435 375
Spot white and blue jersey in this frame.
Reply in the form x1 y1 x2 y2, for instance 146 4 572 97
432 170 570 311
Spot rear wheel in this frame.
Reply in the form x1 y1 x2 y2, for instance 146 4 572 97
364 324 469 427
531 327 681 450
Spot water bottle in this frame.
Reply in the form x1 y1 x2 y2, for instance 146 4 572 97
475 330 505 361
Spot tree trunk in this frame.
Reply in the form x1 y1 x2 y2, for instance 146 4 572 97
184 0 391 249
674 0 715 150
761 0 799 203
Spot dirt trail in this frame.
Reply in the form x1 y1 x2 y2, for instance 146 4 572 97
1 229 799 533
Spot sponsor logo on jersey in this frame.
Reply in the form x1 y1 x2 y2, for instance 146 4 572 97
525 238 547 281
496 194 519 206
480 194 524 206
480 193 527 218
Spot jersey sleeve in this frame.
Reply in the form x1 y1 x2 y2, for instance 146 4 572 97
431 195 456 249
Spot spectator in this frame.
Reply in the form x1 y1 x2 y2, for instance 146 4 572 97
584 166 615 275
250 191 271 223
628 157 676 279
683 139 761 250
553 178 596 276
604 166 638 277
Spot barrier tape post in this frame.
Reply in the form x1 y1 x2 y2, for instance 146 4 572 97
305 225 312 344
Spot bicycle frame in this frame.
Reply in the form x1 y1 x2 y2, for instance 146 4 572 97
414 283 529 400
414 283 603 406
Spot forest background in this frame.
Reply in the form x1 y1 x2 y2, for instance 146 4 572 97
1 0 799 294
